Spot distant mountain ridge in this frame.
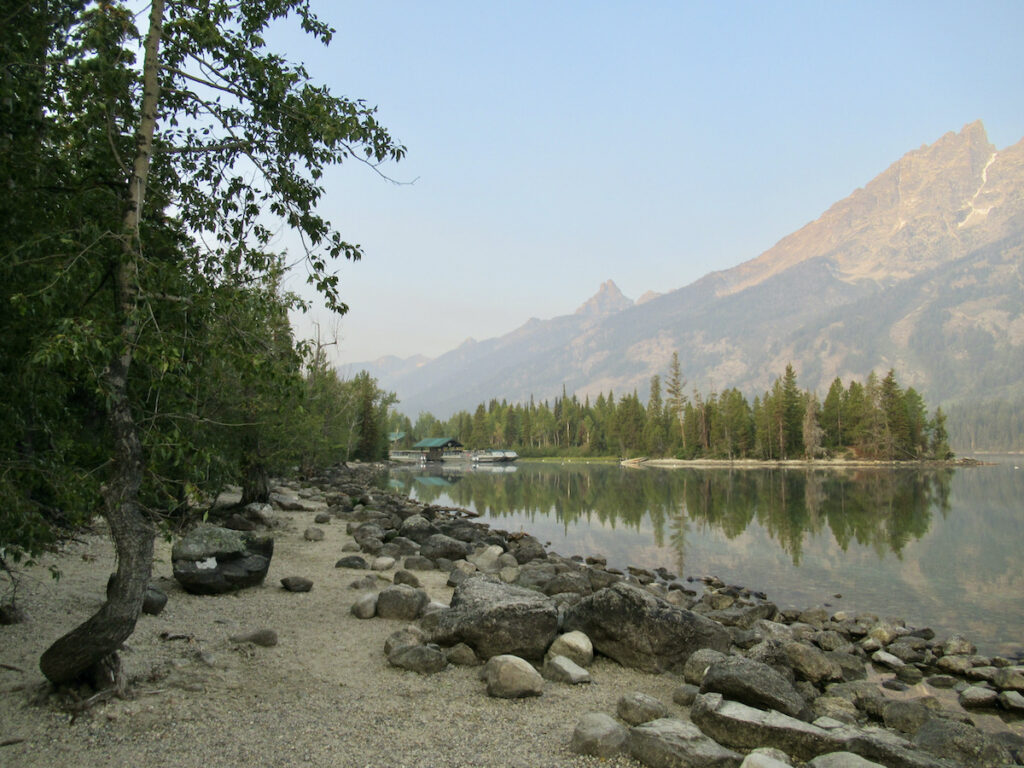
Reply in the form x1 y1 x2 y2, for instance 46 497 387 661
344 121 1024 418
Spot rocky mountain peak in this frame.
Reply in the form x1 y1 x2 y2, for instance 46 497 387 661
574 280 633 317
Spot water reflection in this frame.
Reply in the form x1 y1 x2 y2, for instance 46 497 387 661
389 463 952 566
388 461 1021 657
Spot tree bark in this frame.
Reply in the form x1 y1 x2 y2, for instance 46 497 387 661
40 0 164 686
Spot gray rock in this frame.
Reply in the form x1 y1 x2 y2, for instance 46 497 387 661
563 582 730 674
336 555 368 569
542 655 591 684
172 525 273 595
506 533 547 564
882 699 938 734
467 544 505 572
280 576 313 592
314 512 331 524
229 628 278 647
426 577 558 661
700 656 808 719
398 514 439 543
142 586 168 616
444 642 480 666
350 592 377 619
303 527 325 541
934 654 972 675
673 683 700 706
806 753 885 767
481 654 543 698
683 647 728 685
958 685 998 708
707 601 778 629
384 626 425 655
939 634 976 656
691 693 841 762
371 556 396 571
543 571 593 597
617 691 668 725
999 689 1024 711
546 630 594 668
913 718 1012 767
570 712 628 758
992 666 1024 692
811 696 860 725
786 641 843 684
392 569 421 587
419 533 472 561
740 749 794 767
375 584 428 620
629 717 743 768
870 650 904 670
387 643 447 674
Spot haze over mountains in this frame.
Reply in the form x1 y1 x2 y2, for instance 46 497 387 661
345 121 1024 419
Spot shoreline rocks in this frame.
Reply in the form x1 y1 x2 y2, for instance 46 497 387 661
174 465 1024 768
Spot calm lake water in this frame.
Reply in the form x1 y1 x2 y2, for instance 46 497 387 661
387 458 1024 658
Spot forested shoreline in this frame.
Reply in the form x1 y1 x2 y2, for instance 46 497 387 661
389 356 953 462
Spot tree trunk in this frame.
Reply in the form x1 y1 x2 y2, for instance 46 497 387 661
39 0 164 687
241 459 270 505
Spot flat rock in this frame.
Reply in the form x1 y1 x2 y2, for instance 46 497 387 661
542 654 590 684
280 576 313 592
806 753 885 767
229 628 278 647
629 717 743 768
387 643 447 674
563 582 731 674
571 712 627 758
691 693 842 761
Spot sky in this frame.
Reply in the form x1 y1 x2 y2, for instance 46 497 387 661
267 1 1024 365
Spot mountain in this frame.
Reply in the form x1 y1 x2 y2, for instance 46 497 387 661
348 122 1024 418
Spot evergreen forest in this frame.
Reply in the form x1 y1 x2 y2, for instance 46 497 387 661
390 356 953 462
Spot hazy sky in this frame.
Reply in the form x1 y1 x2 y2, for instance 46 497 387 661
268 1 1024 364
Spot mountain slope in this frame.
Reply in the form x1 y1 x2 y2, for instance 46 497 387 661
349 122 1024 417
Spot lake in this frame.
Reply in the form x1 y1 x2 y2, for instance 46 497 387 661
387 458 1024 658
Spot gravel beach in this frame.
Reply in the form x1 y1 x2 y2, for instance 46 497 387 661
1 503 682 768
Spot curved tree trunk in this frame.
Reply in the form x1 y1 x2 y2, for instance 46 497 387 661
39 0 164 687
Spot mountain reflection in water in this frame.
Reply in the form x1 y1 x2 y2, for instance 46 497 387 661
387 460 1023 658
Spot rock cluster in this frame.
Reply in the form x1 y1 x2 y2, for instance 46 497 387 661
170 466 1024 768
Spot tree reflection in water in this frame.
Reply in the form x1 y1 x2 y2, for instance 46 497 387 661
388 463 952 568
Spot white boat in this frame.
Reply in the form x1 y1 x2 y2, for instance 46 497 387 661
471 449 519 464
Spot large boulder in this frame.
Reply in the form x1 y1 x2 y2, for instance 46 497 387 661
562 582 731 673
629 717 743 768
172 525 273 595
425 576 558 660
700 656 808 719
691 693 843 762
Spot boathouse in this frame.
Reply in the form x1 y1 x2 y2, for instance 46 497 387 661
412 437 463 462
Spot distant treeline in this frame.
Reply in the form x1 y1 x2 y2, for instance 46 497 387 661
945 396 1024 453
389 355 952 461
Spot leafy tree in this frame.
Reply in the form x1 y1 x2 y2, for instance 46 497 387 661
2 1 403 686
